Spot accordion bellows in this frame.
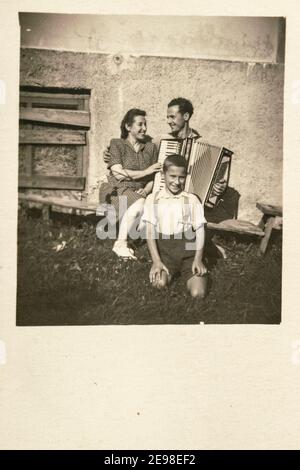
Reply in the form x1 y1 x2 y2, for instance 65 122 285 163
153 138 233 208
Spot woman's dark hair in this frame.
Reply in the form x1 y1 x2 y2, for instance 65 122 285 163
167 97 194 119
120 108 146 139
163 154 188 174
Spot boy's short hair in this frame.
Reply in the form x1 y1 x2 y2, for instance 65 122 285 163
167 97 194 118
163 154 188 174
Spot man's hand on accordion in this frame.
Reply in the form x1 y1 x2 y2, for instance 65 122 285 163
212 179 227 197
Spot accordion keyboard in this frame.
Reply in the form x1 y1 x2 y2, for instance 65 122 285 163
153 139 182 192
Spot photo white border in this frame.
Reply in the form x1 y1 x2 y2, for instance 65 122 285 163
0 0 299 450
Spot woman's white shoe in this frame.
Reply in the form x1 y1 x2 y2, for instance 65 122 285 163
112 242 137 260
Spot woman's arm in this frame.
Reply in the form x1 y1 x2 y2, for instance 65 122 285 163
135 143 158 192
111 163 162 181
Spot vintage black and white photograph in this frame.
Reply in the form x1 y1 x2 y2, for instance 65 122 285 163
17 14 284 325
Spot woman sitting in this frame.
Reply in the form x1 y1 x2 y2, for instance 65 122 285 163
98 108 161 259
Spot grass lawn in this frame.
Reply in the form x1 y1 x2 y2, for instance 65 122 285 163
16 208 282 325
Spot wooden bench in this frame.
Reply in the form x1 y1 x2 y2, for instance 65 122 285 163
206 219 265 237
206 203 282 254
18 194 281 254
256 203 283 254
18 193 97 220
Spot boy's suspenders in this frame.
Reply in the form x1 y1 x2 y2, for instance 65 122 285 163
182 194 190 225
153 191 191 233
153 191 160 232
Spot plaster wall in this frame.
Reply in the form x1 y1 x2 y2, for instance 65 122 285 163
20 49 284 222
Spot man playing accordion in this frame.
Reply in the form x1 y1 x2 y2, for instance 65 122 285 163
102 97 228 259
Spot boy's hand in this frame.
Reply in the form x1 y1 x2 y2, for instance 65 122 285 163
149 262 169 284
192 259 207 277
103 145 111 164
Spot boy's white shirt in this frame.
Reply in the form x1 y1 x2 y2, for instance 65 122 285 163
142 188 207 235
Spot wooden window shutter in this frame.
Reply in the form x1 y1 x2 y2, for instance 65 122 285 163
18 89 91 191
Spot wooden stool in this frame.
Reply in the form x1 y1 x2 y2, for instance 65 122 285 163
256 203 283 254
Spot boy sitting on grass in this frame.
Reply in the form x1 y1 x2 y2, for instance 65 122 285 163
142 154 208 298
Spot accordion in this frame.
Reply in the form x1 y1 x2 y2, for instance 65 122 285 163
153 138 233 208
